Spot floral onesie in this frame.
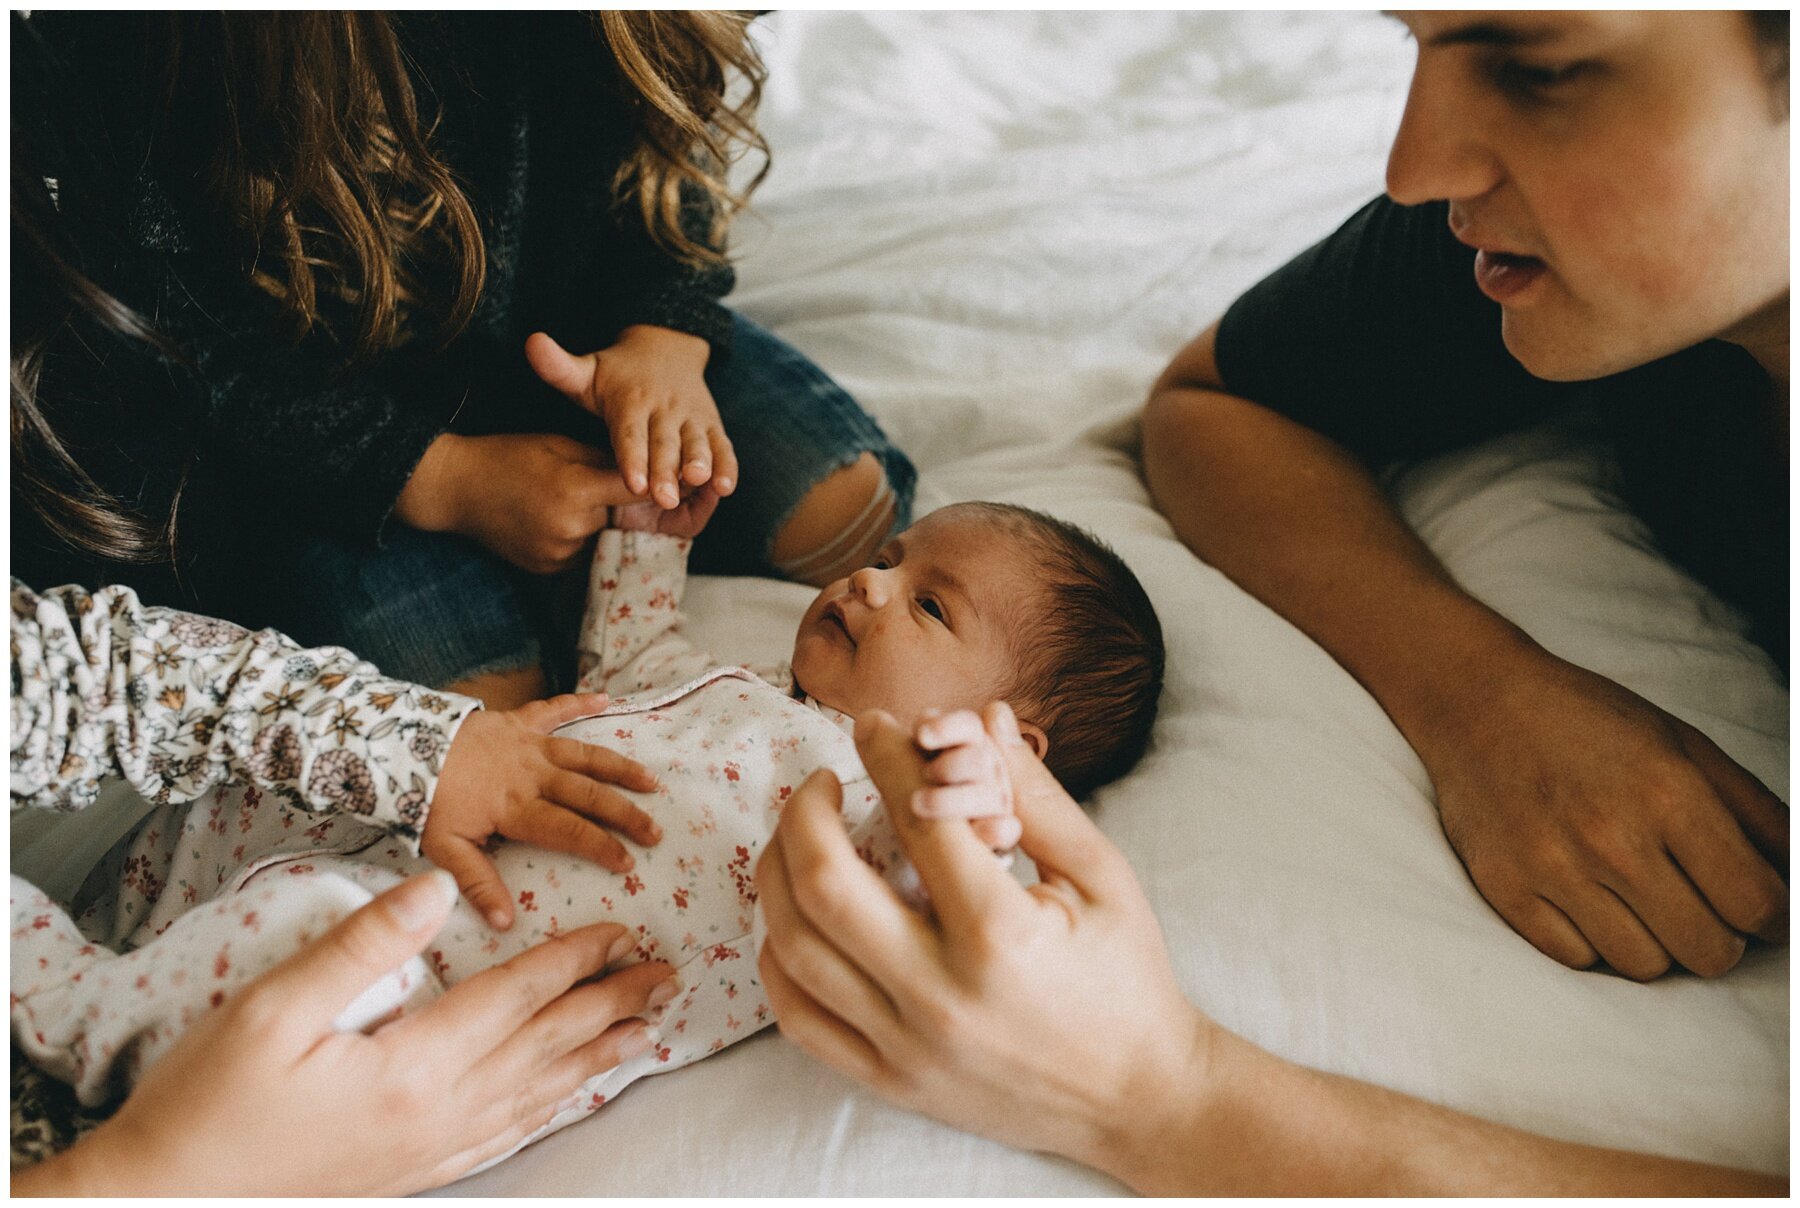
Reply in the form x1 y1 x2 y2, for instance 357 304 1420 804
10 535 908 1168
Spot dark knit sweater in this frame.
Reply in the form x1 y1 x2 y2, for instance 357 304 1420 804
12 12 736 613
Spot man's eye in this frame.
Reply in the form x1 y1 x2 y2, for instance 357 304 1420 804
918 597 944 622
1493 58 1592 99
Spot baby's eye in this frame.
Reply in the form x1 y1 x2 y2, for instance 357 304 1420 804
871 555 892 570
918 597 945 622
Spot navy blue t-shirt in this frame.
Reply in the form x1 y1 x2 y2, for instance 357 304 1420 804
1215 195 1787 669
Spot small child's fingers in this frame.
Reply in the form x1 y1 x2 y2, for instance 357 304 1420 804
912 783 1013 820
915 709 987 752
970 815 1023 852
516 692 610 734
425 835 516 931
710 428 739 495
648 414 683 509
679 422 712 487
611 413 651 496
923 742 1004 787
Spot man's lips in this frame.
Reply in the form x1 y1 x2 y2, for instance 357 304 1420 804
1472 248 1548 303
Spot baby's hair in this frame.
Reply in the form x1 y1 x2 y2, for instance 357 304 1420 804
949 503 1165 798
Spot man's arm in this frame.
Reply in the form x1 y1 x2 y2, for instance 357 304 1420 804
1142 324 1787 977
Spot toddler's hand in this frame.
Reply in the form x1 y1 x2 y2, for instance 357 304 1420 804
526 326 739 511
610 483 721 539
913 706 1023 852
426 693 665 929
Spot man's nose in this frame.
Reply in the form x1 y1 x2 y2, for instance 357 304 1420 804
1384 57 1505 206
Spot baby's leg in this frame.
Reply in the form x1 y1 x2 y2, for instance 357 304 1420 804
12 865 439 1107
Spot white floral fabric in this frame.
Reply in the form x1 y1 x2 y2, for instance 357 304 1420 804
10 538 913 1172
10 580 480 844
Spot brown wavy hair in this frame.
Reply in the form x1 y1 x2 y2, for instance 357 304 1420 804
13 12 768 562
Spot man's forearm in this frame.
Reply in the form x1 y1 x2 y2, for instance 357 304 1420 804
1141 384 1542 760
1124 1029 1782 1195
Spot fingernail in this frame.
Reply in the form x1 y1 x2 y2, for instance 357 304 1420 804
618 1025 654 1061
648 976 680 1007
606 932 636 965
395 869 458 930
717 477 734 492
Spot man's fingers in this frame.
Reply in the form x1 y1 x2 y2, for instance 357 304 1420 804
424 834 516 930
970 815 1023 851
414 922 630 1052
516 693 610 733
524 331 595 403
1669 819 1790 944
507 800 634 873
710 428 739 495
1565 885 1674 981
1618 859 1748 976
757 841 901 1034
241 871 459 1039
758 942 887 1086
853 710 1021 936
981 701 1124 902
1502 894 1600 970
1682 730 1791 873
545 734 662 797
758 768 934 1001
543 770 662 848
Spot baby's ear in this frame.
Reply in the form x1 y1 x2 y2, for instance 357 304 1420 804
1012 716 1049 762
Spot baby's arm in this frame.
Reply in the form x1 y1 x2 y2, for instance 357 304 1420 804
575 488 721 695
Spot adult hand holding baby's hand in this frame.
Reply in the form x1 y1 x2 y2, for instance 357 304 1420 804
428 693 665 929
610 482 722 540
396 431 641 575
756 703 1210 1191
527 325 740 511
914 706 1023 852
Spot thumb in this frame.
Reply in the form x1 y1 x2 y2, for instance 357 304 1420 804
525 331 597 405
251 871 458 1036
983 701 1122 900
515 692 611 734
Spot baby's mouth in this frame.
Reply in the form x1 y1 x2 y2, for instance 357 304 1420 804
821 604 855 647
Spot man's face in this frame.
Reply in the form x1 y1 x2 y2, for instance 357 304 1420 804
790 507 1035 726
1386 11 1789 380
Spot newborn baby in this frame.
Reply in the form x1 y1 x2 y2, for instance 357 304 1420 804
13 498 1163 1170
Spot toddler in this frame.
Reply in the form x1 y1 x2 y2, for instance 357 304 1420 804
12 496 1163 1169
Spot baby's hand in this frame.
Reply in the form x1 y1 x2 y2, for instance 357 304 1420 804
525 326 739 511
611 483 721 539
913 707 1023 852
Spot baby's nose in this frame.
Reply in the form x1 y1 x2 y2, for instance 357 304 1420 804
849 566 890 606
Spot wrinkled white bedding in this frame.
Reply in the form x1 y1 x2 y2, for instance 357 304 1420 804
443 11 1788 1194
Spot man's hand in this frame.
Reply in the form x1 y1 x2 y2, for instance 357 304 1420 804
396 432 641 575
527 326 740 511
427 694 664 929
1428 649 1788 979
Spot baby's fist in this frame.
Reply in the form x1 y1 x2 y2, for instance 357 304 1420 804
912 707 1021 852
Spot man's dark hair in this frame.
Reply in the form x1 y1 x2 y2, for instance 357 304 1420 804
955 503 1165 799
1748 10 1789 115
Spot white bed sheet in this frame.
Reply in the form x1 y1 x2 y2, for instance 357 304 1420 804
442 11 1788 1194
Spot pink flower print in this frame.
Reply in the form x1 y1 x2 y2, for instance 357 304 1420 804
707 1039 724 1054
286 863 315 875
243 785 262 809
547 915 561 937
623 874 645 896
682 931 699 949
232 844 246 863
304 820 334 842
673 1018 688 1034
705 943 739 964
135 974 151 992
213 949 231 979
726 1013 741 1031
724 762 741 782
210 990 226 1008
777 785 792 801
182 885 198 904
671 887 690 910
30 914 49 930
428 950 451 979
77 944 96 957
614 728 633 741
241 911 260 932
726 982 739 999
755 1003 770 1023
600 577 619 592
657 1044 674 1063
611 603 633 621
589 1093 607 1110
519 890 538 913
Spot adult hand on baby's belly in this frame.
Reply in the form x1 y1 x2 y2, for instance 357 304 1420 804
426 693 667 930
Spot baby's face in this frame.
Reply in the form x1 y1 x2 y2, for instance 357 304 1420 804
791 508 1037 725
